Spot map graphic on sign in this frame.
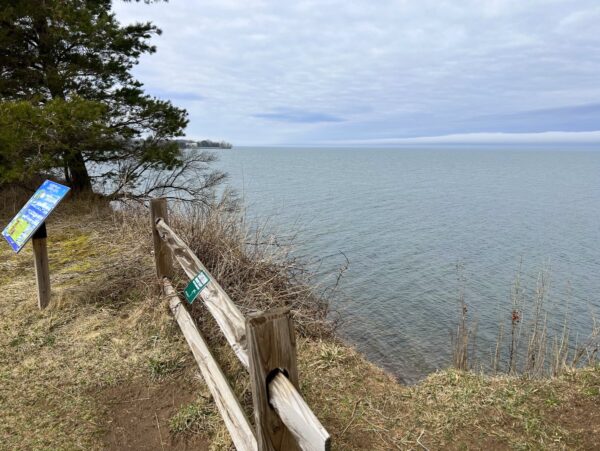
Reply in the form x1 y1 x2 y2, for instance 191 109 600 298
2 180 70 253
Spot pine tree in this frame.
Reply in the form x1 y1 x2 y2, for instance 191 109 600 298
0 1 217 199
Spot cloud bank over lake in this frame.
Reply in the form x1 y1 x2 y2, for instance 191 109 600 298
325 131 600 147
113 1 600 146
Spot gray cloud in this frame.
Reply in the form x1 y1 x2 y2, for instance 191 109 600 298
253 108 343 123
113 0 600 145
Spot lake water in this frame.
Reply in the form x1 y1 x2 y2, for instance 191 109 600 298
214 147 600 383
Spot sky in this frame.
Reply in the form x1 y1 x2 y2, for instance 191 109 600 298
112 0 600 146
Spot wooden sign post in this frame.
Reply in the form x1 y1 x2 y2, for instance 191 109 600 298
32 222 50 309
1 180 70 309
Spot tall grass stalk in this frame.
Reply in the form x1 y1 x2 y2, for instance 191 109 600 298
457 261 599 377
451 264 478 371
523 269 549 376
508 263 524 373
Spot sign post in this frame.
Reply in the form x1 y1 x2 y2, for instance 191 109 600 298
2 180 70 309
32 222 50 309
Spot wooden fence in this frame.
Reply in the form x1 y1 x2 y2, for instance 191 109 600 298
150 198 331 451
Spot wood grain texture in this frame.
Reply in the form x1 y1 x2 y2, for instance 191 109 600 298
163 279 257 451
150 198 173 279
269 373 331 451
32 223 50 309
155 218 248 367
246 308 300 451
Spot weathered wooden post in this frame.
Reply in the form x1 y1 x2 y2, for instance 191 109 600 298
246 307 300 451
32 222 50 309
150 198 173 280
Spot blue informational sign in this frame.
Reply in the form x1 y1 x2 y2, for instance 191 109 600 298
2 180 70 253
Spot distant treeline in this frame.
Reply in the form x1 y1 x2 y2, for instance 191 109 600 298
175 139 233 149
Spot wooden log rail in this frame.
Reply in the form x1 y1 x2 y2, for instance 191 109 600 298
163 279 257 451
151 200 330 451
155 218 249 367
269 374 330 450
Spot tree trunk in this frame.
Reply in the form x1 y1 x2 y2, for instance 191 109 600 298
66 151 92 193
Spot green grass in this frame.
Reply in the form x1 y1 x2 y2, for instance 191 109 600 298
169 399 218 434
148 356 186 381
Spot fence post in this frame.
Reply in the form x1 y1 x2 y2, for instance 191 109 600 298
32 222 50 309
246 307 300 451
150 198 173 280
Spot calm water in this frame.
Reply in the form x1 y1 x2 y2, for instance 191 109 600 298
214 147 600 383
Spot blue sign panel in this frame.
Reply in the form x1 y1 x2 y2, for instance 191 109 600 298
2 180 70 253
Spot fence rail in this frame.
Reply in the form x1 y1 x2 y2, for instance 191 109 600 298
150 198 331 451
163 279 257 451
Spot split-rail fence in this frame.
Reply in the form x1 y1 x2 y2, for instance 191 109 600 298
150 198 331 451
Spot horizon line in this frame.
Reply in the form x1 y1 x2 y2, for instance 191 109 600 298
186 130 600 147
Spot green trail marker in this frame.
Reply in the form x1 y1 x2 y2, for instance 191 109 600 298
184 270 210 304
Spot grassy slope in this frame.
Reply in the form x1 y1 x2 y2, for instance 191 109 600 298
0 199 598 450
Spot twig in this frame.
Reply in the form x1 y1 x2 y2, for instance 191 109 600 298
107 397 151 404
362 418 402 449
155 412 166 451
417 429 430 451
340 400 361 436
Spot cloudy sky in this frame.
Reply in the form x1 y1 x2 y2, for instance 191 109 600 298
113 0 600 146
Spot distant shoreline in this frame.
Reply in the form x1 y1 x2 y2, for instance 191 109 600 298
175 139 233 149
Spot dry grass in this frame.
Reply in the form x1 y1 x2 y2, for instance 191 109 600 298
453 259 599 379
0 193 194 449
451 264 478 371
1 189 599 450
168 200 334 341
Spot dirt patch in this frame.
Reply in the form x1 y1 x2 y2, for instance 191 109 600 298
545 393 600 449
99 377 209 450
